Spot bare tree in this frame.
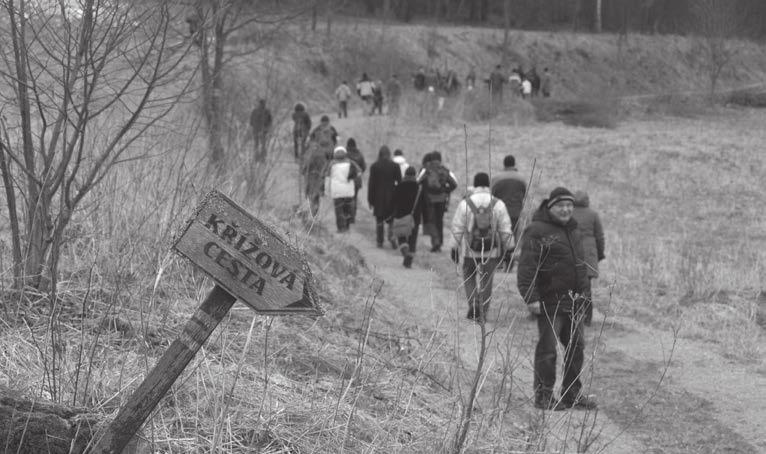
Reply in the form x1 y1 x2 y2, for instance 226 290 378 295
595 0 603 32
0 0 192 291
690 0 741 99
188 0 304 169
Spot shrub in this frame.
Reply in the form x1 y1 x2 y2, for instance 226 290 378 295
726 89 766 108
533 98 619 128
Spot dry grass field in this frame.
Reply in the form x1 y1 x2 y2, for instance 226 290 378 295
1 17 765 453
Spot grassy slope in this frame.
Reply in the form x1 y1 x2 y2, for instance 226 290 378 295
1 19 765 453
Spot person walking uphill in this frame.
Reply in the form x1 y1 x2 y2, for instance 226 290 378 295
391 167 422 268
292 103 312 161
450 173 513 322
517 187 597 411
491 154 527 270
250 99 272 162
368 146 402 248
571 190 605 326
417 151 457 252
324 147 358 233
335 81 353 118
345 138 366 224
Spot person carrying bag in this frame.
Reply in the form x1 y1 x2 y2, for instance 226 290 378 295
391 167 422 268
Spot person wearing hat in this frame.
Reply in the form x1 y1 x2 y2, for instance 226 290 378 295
449 172 513 321
324 146 357 233
516 187 596 411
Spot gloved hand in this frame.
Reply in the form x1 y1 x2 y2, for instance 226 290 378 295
526 301 542 315
450 248 460 264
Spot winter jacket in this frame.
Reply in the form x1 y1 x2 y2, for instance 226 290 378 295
490 168 527 223
346 145 367 173
335 83 352 101
416 160 458 204
368 156 402 219
357 80 374 98
391 178 421 221
310 124 338 148
325 159 357 199
571 192 605 279
292 110 311 135
250 106 272 133
449 187 513 260
516 206 589 313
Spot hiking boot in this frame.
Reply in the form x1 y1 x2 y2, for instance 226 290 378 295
534 394 560 411
559 395 598 410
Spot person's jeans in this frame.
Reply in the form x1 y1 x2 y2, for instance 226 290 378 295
395 224 420 254
430 201 446 249
461 257 498 315
339 101 347 118
333 198 353 232
534 310 585 402
376 216 393 246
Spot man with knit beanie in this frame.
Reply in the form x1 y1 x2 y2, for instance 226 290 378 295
449 172 513 322
517 186 596 411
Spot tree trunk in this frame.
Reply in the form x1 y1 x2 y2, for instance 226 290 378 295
595 0 602 32
325 0 332 39
503 0 511 50
0 136 23 289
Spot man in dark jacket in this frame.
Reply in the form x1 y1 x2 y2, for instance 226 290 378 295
517 187 596 411
368 146 402 248
417 151 457 252
292 103 311 160
345 138 366 224
250 99 272 162
491 154 527 270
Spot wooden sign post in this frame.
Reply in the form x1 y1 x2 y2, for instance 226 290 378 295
92 190 322 454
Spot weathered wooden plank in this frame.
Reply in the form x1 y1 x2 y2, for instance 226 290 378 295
91 285 236 454
173 190 322 315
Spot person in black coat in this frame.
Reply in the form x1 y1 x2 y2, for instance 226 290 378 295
391 166 422 268
517 187 596 412
346 138 367 224
367 145 402 248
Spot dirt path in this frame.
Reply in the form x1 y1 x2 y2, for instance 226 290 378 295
280 111 764 453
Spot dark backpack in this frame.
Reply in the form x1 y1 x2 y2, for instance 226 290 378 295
465 197 501 252
424 165 454 203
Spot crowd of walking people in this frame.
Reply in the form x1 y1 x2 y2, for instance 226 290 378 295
260 58 603 414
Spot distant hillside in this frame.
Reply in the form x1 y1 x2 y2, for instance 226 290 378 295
231 19 766 119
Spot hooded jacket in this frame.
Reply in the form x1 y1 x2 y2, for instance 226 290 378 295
571 191 605 278
367 147 402 219
516 204 589 313
325 158 357 199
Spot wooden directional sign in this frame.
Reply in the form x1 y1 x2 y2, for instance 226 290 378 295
173 190 322 315
92 191 322 453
